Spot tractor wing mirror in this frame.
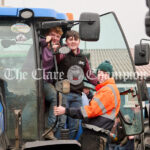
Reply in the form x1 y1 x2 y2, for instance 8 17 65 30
134 43 150 65
40 12 100 41
79 12 100 41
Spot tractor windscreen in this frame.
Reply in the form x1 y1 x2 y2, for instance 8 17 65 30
0 21 38 141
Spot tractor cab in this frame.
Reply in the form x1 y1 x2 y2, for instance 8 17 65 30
0 7 145 150
0 7 100 150
0 7 81 150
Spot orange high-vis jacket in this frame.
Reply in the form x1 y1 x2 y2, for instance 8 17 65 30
81 78 121 131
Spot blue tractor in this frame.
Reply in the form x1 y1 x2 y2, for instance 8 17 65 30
0 6 147 150
0 7 100 150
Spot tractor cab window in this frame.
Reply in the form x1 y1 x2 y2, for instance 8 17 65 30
0 20 38 141
72 12 143 135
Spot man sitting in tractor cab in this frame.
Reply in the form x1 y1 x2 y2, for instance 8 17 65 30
40 27 63 140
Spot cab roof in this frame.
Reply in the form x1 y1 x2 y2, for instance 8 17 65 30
0 7 67 20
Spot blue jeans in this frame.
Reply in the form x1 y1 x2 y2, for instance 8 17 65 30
44 81 57 128
65 92 82 139
114 145 126 150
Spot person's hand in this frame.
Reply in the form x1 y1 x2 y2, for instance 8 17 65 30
46 35 51 43
54 106 66 116
128 136 134 140
52 43 60 52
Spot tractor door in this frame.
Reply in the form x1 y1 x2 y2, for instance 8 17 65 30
72 12 144 136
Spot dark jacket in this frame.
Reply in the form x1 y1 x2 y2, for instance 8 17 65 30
57 48 98 94
65 78 121 132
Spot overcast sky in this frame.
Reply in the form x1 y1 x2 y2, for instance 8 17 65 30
4 0 149 48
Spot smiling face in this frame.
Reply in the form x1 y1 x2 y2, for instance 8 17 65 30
66 36 80 52
49 31 61 45
97 70 110 83
47 27 63 45
65 30 80 54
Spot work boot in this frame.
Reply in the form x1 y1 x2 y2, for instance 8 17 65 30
44 130 57 140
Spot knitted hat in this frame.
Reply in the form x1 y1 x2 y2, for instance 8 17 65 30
97 60 113 77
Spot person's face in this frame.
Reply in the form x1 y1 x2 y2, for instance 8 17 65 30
83 88 90 95
66 37 80 51
97 70 110 83
49 31 61 44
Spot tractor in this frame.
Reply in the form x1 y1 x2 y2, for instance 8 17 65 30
0 6 146 150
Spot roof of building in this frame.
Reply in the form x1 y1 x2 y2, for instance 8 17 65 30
82 48 150 81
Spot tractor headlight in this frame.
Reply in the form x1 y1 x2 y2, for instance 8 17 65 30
19 9 34 19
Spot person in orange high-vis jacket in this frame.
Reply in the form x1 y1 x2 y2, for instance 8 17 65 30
54 60 121 150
